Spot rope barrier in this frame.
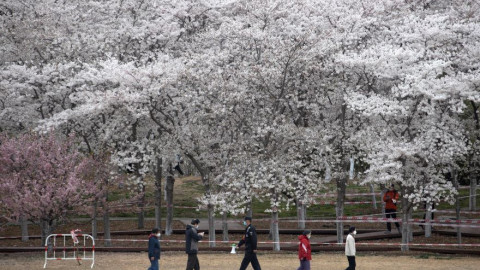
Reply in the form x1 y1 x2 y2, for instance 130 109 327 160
199 217 480 227
432 210 480 214
92 238 480 247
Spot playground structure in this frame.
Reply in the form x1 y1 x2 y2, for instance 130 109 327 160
43 232 95 268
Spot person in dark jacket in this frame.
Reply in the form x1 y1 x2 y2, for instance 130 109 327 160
383 184 401 234
185 218 204 270
237 216 261 270
147 228 161 270
297 230 312 270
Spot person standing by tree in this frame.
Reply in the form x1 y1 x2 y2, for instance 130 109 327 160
383 184 401 234
185 219 204 270
147 228 161 270
237 217 261 270
296 230 312 270
345 226 356 270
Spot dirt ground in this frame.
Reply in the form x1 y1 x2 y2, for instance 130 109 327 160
1 252 480 270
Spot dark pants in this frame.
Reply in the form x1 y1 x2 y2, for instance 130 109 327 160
239 251 261 270
186 253 199 270
297 259 310 270
385 209 400 231
148 258 159 270
345 256 355 270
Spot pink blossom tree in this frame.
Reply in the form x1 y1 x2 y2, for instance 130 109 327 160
0 132 102 245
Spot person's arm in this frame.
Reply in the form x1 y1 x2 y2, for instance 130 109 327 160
394 192 400 201
352 236 356 255
345 236 353 255
238 235 245 247
383 192 389 202
251 226 258 250
299 240 308 259
191 230 203 241
148 238 154 259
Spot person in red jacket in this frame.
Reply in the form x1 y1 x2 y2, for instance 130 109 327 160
383 184 401 234
296 230 312 270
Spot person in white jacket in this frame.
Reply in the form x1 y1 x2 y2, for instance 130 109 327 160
345 226 356 270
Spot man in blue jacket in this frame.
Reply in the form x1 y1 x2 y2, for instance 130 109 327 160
148 228 161 270
185 219 204 270
238 217 261 270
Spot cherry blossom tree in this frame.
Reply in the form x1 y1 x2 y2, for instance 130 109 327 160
2 0 480 253
188 0 343 249
337 0 480 250
0 132 102 246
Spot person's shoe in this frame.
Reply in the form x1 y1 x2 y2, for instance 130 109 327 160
384 230 392 234
397 227 402 235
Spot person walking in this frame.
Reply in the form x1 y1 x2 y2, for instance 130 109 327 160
237 217 261 270
383 184 401 234
185 219 204 270
296 230 312 270
345 226 356 270
147 228 161 270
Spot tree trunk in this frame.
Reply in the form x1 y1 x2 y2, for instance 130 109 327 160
20 216 29 242
165 175 175 235
103 210 111 247
155 157 163 230
380 183 386 217
303 204 307 226
137 182 145 229
452 168 462 244
400 185 410 252
470 173 477 211
401 209 409 251
271 210 280 251
349 157 354 180
184 154 215 246
297 199 306 229
455 205 462 244
208 203 216 247
408 207 413 242
268 219 273 240
103 177 111 247
41 219 55 251
336 177 347 244
424 201 432 238
222 212 229 242
247 199 253 218
470 101 479 211
325 161 332 183
91 200 98 239
370 184 377 210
